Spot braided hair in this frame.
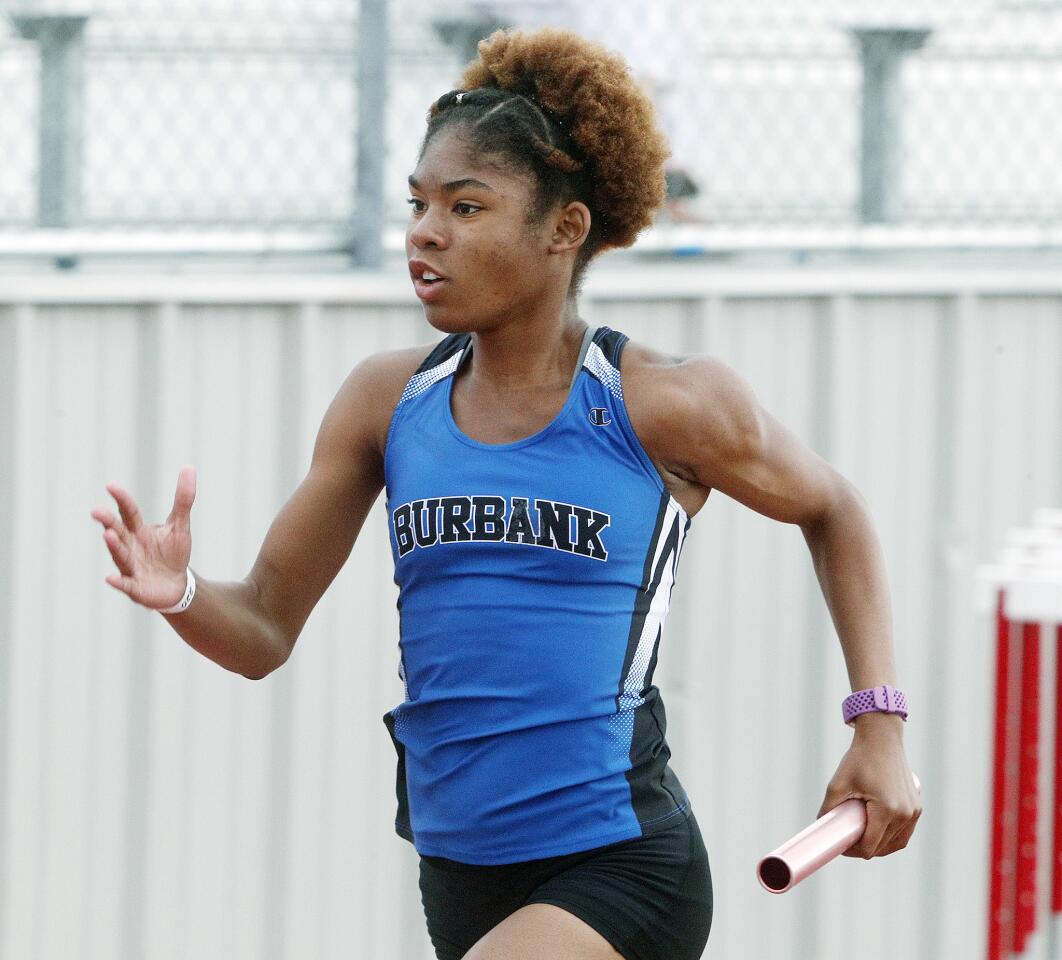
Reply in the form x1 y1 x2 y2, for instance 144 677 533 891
418 27 671 298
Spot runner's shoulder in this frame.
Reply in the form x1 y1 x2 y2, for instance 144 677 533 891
618 336 762 460
615 335 692 419
335 338 448 455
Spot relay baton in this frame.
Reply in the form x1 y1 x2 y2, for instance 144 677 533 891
757 772 921 893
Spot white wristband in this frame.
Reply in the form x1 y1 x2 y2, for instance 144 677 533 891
158 568 196 614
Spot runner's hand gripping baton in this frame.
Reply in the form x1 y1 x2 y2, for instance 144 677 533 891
757 772 921 893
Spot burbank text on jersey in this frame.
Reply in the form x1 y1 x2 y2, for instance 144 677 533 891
391 495 611 560
381 325 694 865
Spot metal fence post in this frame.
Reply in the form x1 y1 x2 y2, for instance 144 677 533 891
352 0 388 268
10 14 90 234
848 26 932 224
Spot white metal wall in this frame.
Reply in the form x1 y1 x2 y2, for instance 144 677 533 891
1 266 1060 960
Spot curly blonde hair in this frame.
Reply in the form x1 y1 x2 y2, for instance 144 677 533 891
420 27 671 293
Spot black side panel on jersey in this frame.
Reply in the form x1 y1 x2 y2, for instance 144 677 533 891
617 491 691 830
383 710 414 842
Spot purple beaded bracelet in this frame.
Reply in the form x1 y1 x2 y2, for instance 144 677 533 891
842 684 908 727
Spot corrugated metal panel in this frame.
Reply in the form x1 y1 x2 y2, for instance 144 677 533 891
1 268 1059 960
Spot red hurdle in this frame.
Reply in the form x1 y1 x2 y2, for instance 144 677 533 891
983 513 1062 960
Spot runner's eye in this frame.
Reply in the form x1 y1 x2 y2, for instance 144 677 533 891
405 199 481 216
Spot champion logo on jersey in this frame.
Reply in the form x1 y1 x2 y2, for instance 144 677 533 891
392 495 611 561
588 407 611 426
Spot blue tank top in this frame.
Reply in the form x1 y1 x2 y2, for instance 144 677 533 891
381 324 693 864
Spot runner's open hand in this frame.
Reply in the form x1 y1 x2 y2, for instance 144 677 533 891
90 465 196 610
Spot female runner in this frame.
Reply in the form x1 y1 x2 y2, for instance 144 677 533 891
91 26 921 960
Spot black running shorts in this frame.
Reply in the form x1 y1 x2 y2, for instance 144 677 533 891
417 805 713 960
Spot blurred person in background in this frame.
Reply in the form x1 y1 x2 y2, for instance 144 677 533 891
91 26 920 960
662 166 704 223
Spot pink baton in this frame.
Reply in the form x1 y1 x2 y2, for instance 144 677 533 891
757 772 921 893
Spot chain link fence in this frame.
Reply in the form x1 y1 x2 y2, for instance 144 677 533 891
2 0 1061 256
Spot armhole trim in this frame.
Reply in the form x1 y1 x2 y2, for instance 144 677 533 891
383 333 469 490
585 328 674 499
612 337 670 495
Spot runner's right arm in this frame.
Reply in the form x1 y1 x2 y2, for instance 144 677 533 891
92 346 427 679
